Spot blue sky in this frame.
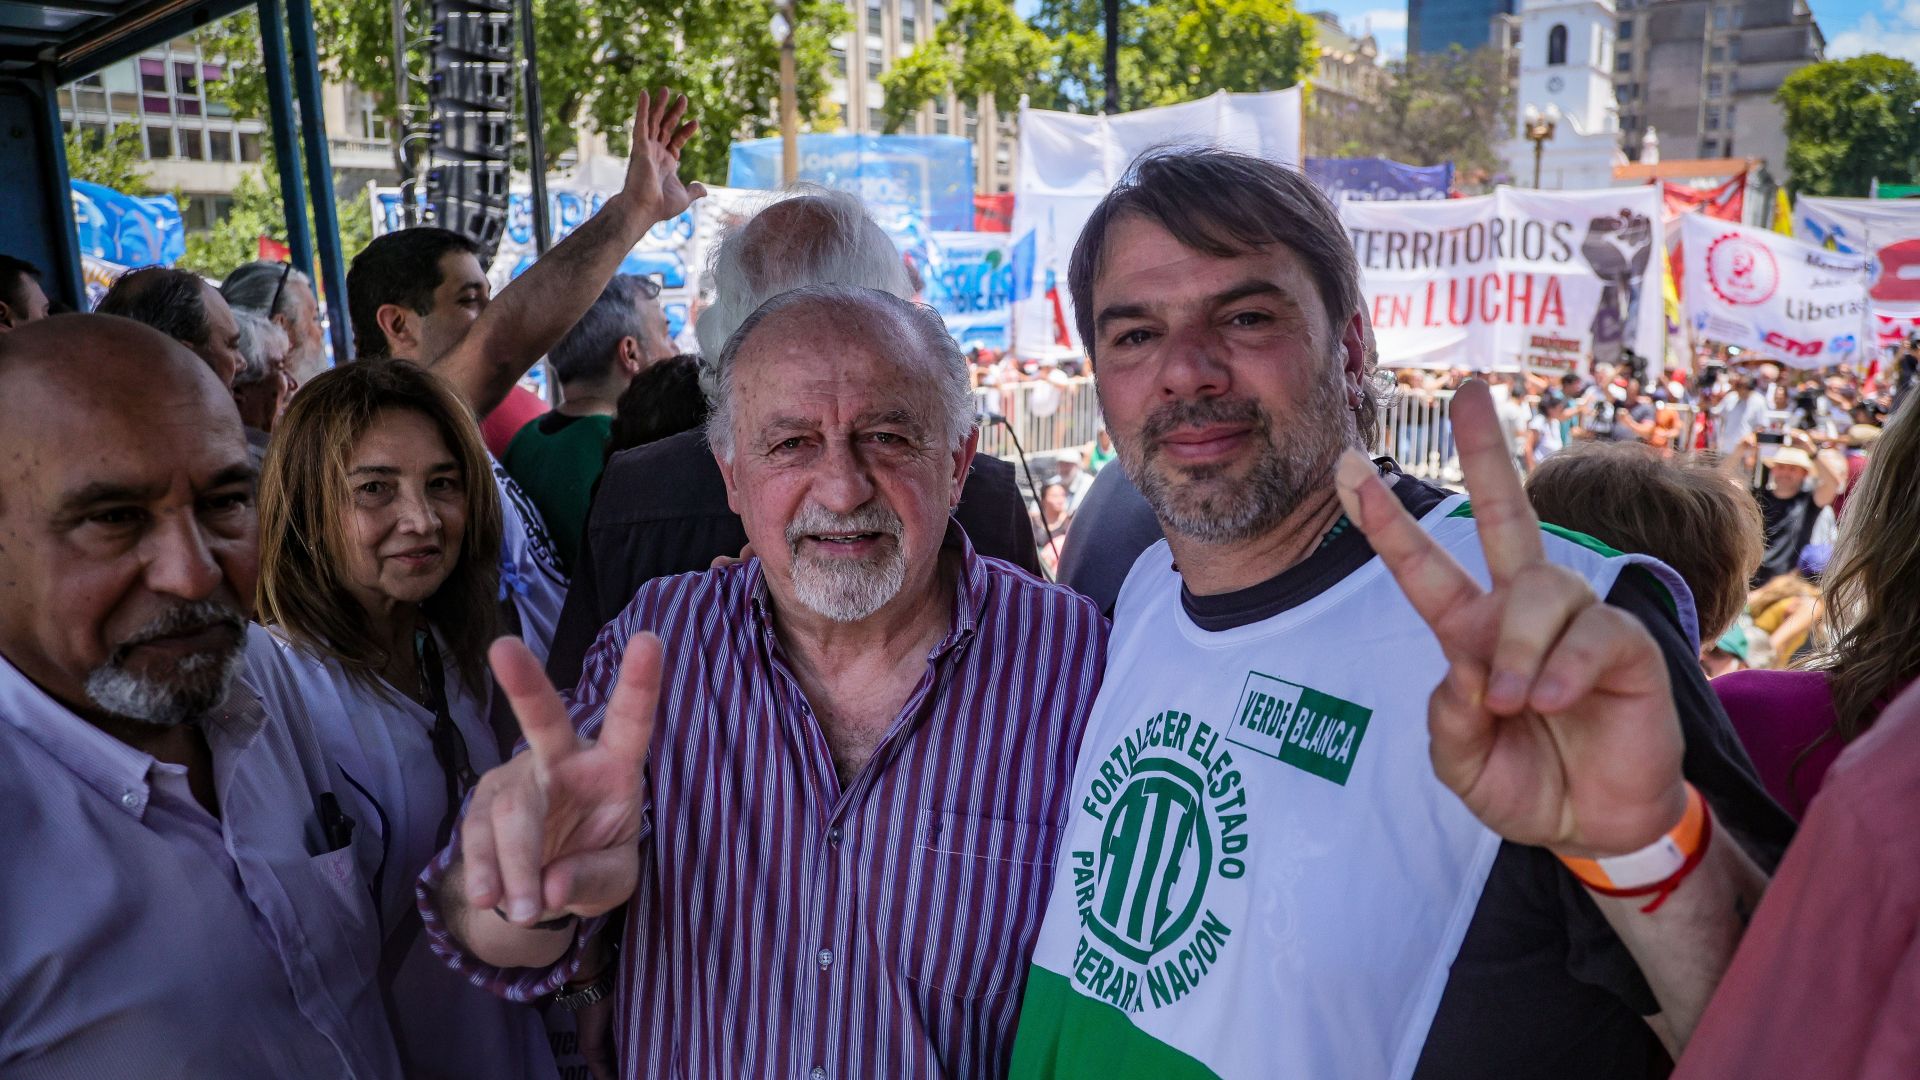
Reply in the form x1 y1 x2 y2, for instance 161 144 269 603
1011 0 1893 66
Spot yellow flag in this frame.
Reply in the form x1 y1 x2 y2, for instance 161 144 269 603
1772 187 1793 235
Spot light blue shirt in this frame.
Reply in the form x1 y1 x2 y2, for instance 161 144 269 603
0 632 400 1079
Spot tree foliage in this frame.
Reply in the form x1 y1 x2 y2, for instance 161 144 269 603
1777 54 1920 197
64 121 153 194
878 0 1051 132
1334 46 1511 186
315 0 849 180
1031 0 1317 112
882 0 1317 127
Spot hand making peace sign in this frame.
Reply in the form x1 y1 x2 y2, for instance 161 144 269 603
1334 380 1689 860
460 634 663 925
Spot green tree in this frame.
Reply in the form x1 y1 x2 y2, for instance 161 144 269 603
1777 54 1920 196
877 0 1051 132
64 121 153 194
314 0 849 182
1029 0 1318 113
1338 46 1511 186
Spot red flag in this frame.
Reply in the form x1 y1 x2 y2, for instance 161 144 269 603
1663 173 1746 300
257 235 291 262
973 194 1014 233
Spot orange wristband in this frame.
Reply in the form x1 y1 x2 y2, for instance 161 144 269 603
1557 783 1711 914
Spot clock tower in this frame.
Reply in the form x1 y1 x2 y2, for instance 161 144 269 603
1502 0 1625 189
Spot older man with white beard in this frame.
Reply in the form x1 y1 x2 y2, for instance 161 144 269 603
419 285 1107 1079
0 315 398 1077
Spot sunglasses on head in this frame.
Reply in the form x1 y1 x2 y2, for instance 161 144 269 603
268 260 295 316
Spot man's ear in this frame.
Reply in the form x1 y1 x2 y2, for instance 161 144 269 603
715 446 742 515
0 301 17 331
375 303 417 356
950 426 980 511
617 336 646 379
1339 309 1369 408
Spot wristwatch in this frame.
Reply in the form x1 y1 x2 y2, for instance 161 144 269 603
555 969 615 1012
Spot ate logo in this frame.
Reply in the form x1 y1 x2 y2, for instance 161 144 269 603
1763 331 1822 358
1705 233 1780 306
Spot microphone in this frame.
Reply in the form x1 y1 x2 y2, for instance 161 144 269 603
976 409 1008 425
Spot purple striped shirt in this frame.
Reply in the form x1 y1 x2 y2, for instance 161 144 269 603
419 531 1107 1078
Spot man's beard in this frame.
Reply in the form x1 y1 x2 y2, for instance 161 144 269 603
783 502 909 623
1119 360 1355 545
85 601 248 727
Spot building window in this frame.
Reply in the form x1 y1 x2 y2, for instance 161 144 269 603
830 44 847 68
901 12 916 44
145 126 171 158
1711 43 1726 62
1702 138 1719 156
1712 6 1730 29
867 46 883 79
1617 17 1633 39
867 106 884 130
177 128 204 159
239 130 263 161
1615 51 1633 72
935 115 948 134
174 62 198 96
140 59 166 93
210 129 233 160
1706 106 1721 130
1547 23 1567 65
867 2 882 36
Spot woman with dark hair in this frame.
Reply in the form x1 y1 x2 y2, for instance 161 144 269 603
606 352 709 458
1714 402 1919 818
245 359 556 1079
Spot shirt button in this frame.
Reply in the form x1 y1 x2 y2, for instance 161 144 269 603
810 1068 825 1080
120 791 140 809
826 826 842 846
817 948 834 970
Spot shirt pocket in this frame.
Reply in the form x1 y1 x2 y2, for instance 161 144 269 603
296 846 383 987
901 809 1063 1001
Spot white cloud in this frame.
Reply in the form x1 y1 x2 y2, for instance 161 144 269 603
1828 8 1920 61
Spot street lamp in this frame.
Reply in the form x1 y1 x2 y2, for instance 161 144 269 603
1523 105 1556 189
772 4 798 185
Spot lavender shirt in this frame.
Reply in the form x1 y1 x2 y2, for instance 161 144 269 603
0 637 401 1079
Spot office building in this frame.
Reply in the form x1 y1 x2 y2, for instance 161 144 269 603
822 0 1018 193
1612 0 1823 172
1410 0 1513 55
57 39 398 232
1306 10 1394 156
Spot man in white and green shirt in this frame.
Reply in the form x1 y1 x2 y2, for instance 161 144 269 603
1008 151 1793 1080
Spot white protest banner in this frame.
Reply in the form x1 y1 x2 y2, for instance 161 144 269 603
1009 88 1302 356
1682 215 1871 365
1343 185 1664 374
1793 194 1920 317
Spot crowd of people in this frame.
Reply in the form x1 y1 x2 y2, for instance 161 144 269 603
0 85 1915 1080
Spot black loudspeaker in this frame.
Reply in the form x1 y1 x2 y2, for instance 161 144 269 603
426 0 514 258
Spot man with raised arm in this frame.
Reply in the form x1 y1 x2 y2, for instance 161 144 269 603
1003 149 1791 1080
347 89 702 660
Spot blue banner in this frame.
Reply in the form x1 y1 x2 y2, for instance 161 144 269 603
925 231 1012 351
70 180 185 267
728 134 975 232
1305 157 1452 202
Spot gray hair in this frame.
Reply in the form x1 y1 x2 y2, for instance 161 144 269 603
705 284 973 462
231 309 288 389
550 274 661 385
221 260 312 319
695 186 914 398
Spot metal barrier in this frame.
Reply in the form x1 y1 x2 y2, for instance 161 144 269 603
975 376 1103 462
1372 390 1461 482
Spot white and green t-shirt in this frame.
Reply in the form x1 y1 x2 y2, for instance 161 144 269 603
1010 490 1695 1080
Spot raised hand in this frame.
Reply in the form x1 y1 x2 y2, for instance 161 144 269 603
1334 381 1687 859
622 87 705 223
460 633 662 925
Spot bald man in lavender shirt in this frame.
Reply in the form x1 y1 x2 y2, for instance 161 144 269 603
0 316 398 1078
